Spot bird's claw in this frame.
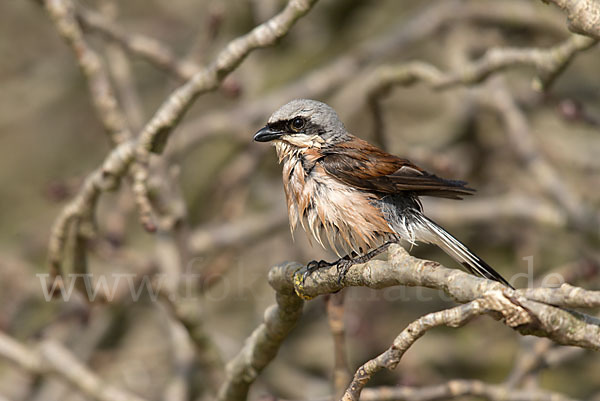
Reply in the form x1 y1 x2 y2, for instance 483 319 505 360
302 259 332 284
302 255 358 286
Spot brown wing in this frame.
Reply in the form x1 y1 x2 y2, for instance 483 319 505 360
319 136 474 199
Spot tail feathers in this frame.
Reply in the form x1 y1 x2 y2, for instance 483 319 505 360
415 214 514 289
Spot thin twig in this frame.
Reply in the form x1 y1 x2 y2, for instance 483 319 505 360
424 194 566 228
326 292 350 399
0 332 148 401
341 294 526 400
42 0 131 145
166 0 567 159
476 77 598 233
188 209 287 255
99 0 145 132
76 6 200 81
40 0 155 282
358 380 581 401
365 34 596 97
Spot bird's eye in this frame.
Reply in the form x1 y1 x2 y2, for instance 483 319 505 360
290 117 305 132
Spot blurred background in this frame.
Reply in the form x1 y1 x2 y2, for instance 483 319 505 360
0 0 599 400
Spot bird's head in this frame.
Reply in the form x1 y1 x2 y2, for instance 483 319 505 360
253 99 349 149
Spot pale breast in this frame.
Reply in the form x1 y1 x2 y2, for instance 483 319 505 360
280 153 394 256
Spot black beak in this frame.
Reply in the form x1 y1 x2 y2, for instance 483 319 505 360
253 126 282 142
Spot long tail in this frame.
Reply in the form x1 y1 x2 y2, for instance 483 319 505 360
414 214 513 289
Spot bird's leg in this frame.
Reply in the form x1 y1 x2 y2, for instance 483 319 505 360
336 241 394 284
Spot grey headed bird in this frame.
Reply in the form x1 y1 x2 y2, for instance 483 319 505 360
254 99 512 288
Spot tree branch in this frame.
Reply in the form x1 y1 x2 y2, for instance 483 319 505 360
362 36 598 234
359 380 581 401
326 292 351 399
285 244 600 351
217 245 600 400
341 294 526 401
476 77 599 233
365 34 596 97
217 262 305 401
0 332 148 401
42 0 131 145
46 0 319 281
540 0 600 39
76 6 200 81
166 0 570 159
135 0 318 156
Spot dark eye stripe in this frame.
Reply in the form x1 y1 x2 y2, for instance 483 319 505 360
268 121 288 132
268 118 307 133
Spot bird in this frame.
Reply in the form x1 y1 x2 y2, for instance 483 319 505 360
253 99 513 289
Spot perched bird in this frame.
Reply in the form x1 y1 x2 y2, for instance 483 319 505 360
254 99 512 288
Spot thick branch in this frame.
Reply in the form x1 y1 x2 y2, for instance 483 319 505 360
283 244 600 350
541 0 600 39
520 283 600 307
218 246 599 400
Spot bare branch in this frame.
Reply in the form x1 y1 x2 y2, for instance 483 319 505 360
326 292 351 399
135 0 319 157
47 141 134 278
223 246 600 400
365 34 596 97
359 380 582 401
476 78 599 233
40 0 156 280
99 1 145 132
0 332 148 401
341 294 527 400
46 0 319 280
166 0 568 159
41 0 131 145
286 244 600 350
217 263 305 401
76 6 200 81
541 0 600 39
188 209 287 255
519 283 600 307
362 37 598 234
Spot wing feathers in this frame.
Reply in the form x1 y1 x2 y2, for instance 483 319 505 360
320 136 474 199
